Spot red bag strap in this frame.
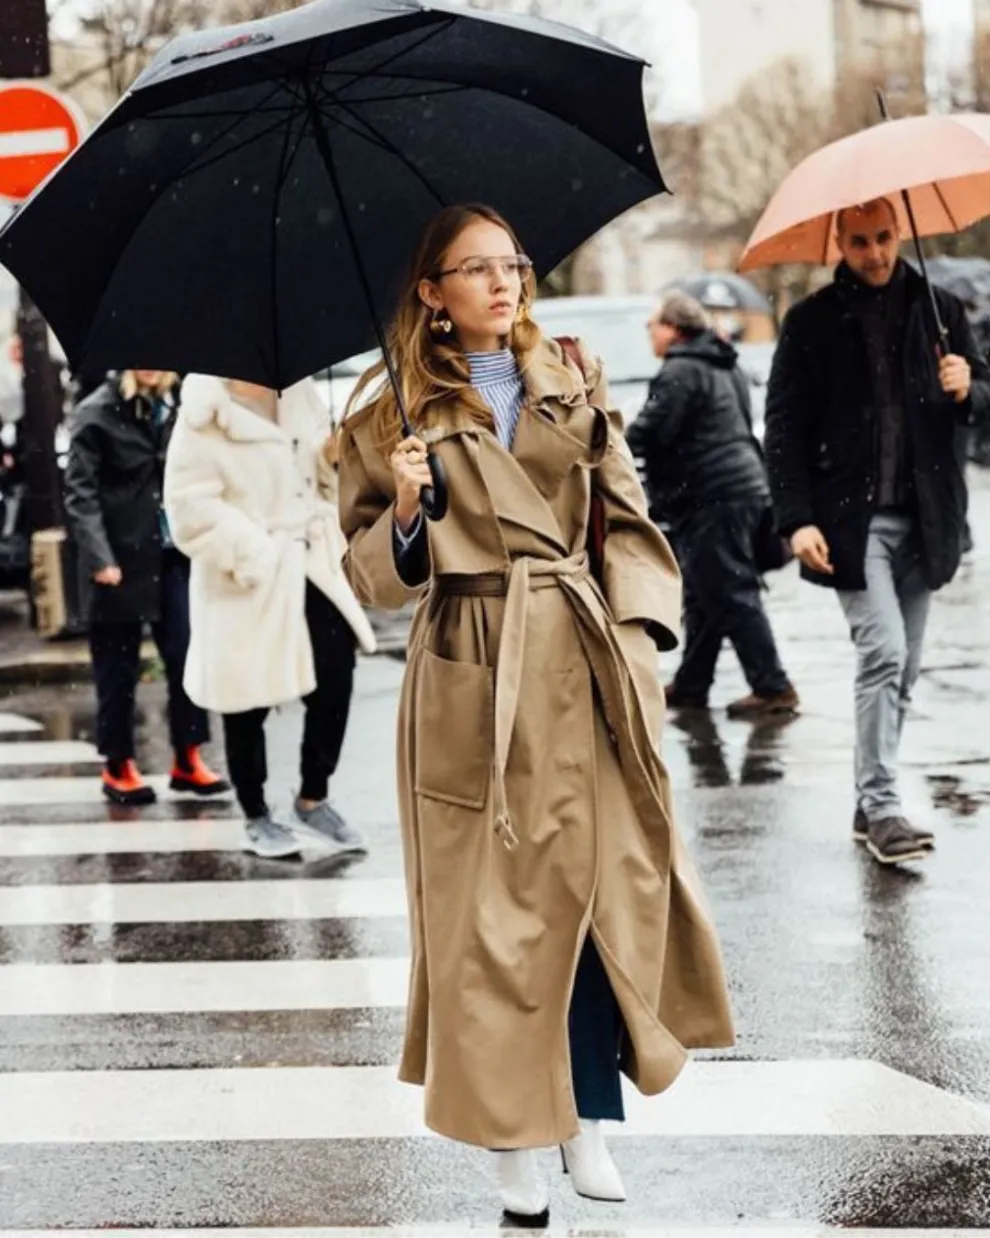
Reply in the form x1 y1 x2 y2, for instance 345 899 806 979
556 335 587 384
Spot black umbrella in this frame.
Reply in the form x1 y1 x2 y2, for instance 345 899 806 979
0 0 666 519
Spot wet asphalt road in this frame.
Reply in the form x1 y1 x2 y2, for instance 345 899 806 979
0 476 988 1235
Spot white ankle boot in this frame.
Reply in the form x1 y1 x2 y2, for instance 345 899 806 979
560 1119 626 1202
493 1149 550 1222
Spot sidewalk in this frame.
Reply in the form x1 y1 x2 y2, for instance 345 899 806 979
0 590 412 687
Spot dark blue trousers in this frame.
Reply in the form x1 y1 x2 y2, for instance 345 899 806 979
569 936 625 1122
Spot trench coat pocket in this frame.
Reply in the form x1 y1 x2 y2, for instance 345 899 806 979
414 649 494 810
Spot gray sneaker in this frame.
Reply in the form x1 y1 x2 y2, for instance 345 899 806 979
292 799 366 854
244 813 302 860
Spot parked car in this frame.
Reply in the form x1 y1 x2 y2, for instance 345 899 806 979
532 294 656 426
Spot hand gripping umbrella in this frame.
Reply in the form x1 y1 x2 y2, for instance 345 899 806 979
0 0 667 520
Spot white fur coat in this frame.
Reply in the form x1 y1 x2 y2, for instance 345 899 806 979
164 375 376 715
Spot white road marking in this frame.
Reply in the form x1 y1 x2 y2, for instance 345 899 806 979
0 714 43 734
0 741 99 766
0 958 411 1016
0 1061 987 1143
0 877 408 926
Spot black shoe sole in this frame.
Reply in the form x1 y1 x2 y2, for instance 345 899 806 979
102 784 157 806
169 776 232 797
500 1206 549 1229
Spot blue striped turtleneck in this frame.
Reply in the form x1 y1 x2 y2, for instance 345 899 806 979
466 349 525 449
393 348 525 553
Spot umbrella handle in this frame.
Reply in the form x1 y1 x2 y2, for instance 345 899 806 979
421 451 449 523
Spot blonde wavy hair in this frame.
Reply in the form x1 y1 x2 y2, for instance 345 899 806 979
118 370 179 400
345 204 542 456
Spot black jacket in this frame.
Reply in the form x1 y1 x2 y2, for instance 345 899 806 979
63 378 178 624
626 330 768 523
765 262 990 592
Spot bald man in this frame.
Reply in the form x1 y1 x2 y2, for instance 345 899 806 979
765 197 990 867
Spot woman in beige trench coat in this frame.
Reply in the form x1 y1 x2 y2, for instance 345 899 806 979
337 204 734 1226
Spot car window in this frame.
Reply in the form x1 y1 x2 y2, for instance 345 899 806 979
533 301 657 384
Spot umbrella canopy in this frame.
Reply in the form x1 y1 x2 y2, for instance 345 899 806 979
664 271 771 314
739 112 990 271
0 0 665 391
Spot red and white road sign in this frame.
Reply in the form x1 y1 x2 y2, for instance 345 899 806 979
0 81 86 205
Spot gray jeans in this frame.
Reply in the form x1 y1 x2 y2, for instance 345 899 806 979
837 513 932 823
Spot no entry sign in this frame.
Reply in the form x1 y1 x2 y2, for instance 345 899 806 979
0 82 86 205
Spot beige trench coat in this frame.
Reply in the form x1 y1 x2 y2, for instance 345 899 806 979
338 336 734 1149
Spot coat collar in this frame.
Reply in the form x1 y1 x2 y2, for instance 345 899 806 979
418 337 588 446
179 374 287 445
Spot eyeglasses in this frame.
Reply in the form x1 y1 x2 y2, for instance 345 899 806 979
434 254 534 282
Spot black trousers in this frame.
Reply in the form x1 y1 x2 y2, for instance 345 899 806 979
222 583 356 819
670 500 791 701
90 549 209 765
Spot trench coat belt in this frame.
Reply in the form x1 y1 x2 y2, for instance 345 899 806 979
434 552 592 852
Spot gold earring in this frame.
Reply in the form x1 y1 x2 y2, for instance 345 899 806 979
516 303 531 325
429 309 453 338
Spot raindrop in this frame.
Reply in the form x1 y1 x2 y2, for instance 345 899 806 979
358 202 367 212
190 132 203 146
317 207 333 226
636 143 646 154
233 177 241 187
252 184 261 194
520 87 529 98
571 178 583 194
423 107 434 121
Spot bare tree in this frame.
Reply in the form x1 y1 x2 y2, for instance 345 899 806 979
52 0 307 112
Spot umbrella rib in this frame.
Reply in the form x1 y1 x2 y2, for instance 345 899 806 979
311 81 444 207
269 107 307 389
932 181 960 231
178 110 301 184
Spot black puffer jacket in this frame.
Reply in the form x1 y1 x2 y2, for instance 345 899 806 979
626 330 768 522
765 262 990 593
63 377 179 624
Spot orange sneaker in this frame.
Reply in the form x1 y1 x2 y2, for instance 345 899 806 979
170 746 230 797
102 760 157 806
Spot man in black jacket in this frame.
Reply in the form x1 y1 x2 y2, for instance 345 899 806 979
627 291 798 718
64 370 228 805
765 198 990 866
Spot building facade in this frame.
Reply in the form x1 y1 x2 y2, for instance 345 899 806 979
694 0 924 114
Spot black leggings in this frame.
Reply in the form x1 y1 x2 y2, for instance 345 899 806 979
222 584 356 818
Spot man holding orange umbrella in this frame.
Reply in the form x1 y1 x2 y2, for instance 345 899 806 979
764 196 990 866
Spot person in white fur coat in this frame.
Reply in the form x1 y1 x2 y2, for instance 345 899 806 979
164 374 377 859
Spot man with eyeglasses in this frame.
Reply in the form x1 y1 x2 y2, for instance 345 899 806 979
765 196 990 866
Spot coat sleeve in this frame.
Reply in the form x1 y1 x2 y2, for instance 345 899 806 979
163 419 278 588
63 413 116 575
337 415 430 610
944 292 990 430
764 305 817 539
625 363 694 455
580 343 682 652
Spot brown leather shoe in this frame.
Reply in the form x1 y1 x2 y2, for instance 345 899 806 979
866 816 931 865
854 807 934 849
726 687 800 719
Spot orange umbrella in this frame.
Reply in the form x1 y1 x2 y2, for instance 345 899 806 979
738 111 990 272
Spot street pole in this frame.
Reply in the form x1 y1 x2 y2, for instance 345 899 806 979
1 0 65 536
16 284 63 531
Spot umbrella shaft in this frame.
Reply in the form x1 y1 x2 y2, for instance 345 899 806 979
303 87 413 437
